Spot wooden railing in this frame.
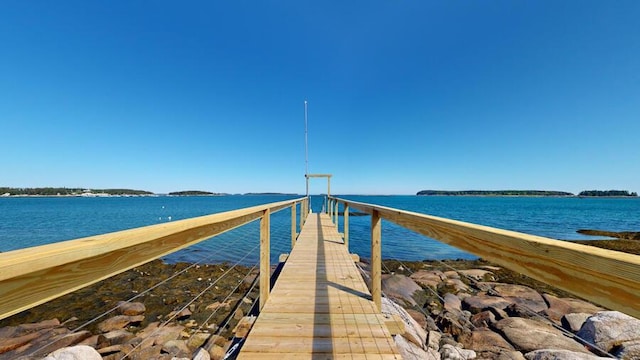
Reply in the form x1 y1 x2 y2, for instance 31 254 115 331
0 197 309 321
327 196 640 318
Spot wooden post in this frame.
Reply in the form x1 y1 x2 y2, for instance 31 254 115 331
260 208 271 311
344 204 349 250
291 203 296 249
371 209 382 312
334 200 339 225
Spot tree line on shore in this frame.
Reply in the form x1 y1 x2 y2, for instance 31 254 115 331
0 187 153 196
417 189 638 197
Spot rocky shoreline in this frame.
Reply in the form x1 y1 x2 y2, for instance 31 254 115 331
1 241 639 359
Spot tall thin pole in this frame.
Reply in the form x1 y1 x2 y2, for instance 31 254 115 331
304 100 309 198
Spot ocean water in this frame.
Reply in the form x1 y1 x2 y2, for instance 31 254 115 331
1 195 638 265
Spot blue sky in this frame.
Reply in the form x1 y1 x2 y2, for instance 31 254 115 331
1 1 638 195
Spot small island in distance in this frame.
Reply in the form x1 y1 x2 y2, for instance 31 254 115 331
417 190 638 197
168 191 228 196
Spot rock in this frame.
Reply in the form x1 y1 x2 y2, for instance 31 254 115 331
382 274 423 307
187 332 210 349
0 330 42 353
427 330 441 350
491 284 548 313
208 344 226 360
458 329 515 359
193 347 211 360
137 323 185 347
444 293 462 312
97 315 144 332
561 313 591 333
97 344 123 356
97 329 134 347
29 330 93 358
205 301 230 311
463 295 511 313
43 345 102 360
17 318 61 333
117 301 146 316
406 309 428 329
162 339 190 357
494 317 588 354
394 334 440 360
524 349 609 359
458 269 494 281
436 310 473 337
167 308 192 320
444 271 460 279
470 310 496 328
410 270 447 288
576 311 640 353
444 278 470 293
440 343 476 359
615 339 640 359
542 294 603 321
381 297 427 348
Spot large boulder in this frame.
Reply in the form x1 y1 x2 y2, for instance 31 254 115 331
561 313 592 333
382 274 423 307
576 311 640 355
463 295 511 313
491 284 548 313
542 294 603 321
524 349 609 360
494 317 588 354
458 328 517 359
43 345 102 360
411 270 447 288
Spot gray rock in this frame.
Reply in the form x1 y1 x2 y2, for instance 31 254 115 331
440 344 476 360
382 274 423 307
494 317 588 354
428 330 442 350
470 310 496 328
561 313 591 333
445 278 470 293
524 349 609 359
43 345 102 360
576 311 640 353
444 293 462 312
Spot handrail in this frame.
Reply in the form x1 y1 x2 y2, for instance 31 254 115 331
0 197 308 320
329 196 640 318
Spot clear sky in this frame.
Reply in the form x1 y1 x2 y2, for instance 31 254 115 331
1 1 638 195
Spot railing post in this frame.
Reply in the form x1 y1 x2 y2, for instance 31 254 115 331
291 202 297 249
371 209 382 312
344 203 349 250
334 200 338 225
260 208 271 311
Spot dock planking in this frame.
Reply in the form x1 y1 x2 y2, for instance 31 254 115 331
237 212 401 359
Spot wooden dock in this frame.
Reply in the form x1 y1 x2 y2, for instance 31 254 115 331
238 212 401 359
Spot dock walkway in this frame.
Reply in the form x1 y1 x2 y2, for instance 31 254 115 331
238 212 401 359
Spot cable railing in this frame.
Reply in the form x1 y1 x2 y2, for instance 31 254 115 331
327 196 640 319
0 197 309 321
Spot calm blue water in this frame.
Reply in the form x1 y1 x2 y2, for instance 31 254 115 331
1 195 638 264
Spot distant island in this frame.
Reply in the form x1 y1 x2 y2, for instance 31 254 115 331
0 187 154 196
168 191 228 196
416 190 574 196
243 192 299 196
578 190 637 197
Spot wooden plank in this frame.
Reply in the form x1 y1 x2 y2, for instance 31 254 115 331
0 197 305 321
334 197 640 318
238 213 399 358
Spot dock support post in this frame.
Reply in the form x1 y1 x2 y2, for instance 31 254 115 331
371 209 382 312
344 204 349 250
291 203 297 249
334 200 338 225
260 208 271 311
